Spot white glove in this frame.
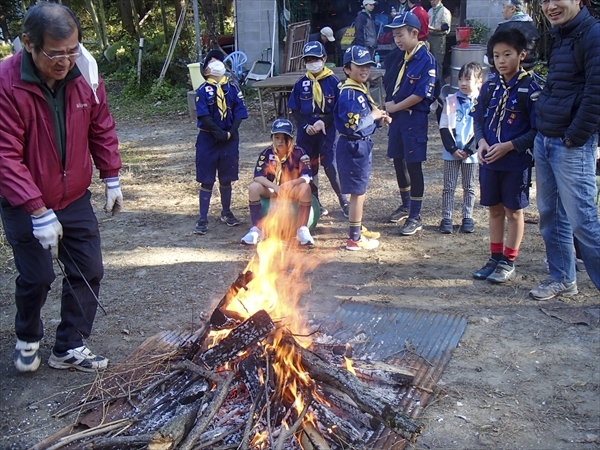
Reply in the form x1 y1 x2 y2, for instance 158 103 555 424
31 209 63 258
104 177 123 215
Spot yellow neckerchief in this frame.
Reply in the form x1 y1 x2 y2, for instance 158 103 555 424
306 66 334 112
205 77 228 120
392 41 426 96
273 145 292 185
489 69 529 140
341 78 378 110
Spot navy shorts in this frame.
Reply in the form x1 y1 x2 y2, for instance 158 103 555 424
195 131 239 184
479 166 530 210
336 137 373 195
387 110 428 163
297 125 336 173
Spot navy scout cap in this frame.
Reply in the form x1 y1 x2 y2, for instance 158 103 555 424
271 118 294 137
343 45 375 66
201 49 226 73
384 11 422 31
303 41 326 59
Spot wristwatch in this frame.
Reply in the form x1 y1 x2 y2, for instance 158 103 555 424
562 137 574 148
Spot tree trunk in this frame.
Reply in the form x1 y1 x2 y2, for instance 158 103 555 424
159 0 169 41
0 16 9 43
118 0 137 36
173 0 185 28
199 0 218 48
83 0 104 47
96 0 109 48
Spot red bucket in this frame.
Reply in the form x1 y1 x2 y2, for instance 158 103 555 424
456 27 471 48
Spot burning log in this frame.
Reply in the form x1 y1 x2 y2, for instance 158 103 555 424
200 310 275 369
147 399 202 450
352 360 416 386
209 270 255 328
283 336 425 443
310 401 364 447
300 422 331 450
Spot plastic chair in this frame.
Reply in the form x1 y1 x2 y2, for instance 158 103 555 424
223 51 248 83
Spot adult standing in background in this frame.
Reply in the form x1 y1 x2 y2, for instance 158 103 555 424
0 2 122 372
529 0 600 300
309 26 340 65
353 0 379 57
428 0 452 78
408 0 430 42
490 0 540 71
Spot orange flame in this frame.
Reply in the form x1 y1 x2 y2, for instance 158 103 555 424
344 356 356 375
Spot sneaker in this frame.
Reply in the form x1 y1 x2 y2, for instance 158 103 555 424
529 279 578 301
296 226 314 246
389 205 409 223
576 258 586 272
220 211 240 227
473 258 498 280
487 261 515 283
346 236 379 251
48 346 108 372
194 219 208 235
341 202 350 218
460 218 475 233
320 205 329 217
241 226 264 245
361 226 380 239
439 218 453 234
14 339 41 372
399 218 422 236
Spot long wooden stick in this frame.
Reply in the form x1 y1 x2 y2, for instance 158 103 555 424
45 419 132 450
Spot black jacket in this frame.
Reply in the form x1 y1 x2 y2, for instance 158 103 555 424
535 7 600 145
353 10 378 49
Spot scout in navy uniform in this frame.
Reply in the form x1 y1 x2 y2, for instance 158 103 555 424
470 29 540 284
193 49 248 235
384 11 437 236
287 41 349 217
240 119 315 246
335 45 392 251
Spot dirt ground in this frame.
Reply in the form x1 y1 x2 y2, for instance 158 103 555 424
0 97 599 450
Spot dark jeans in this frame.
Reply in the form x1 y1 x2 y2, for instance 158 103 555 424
0 191 104 352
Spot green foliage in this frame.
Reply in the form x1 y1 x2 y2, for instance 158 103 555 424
464 19 491 45
0 42 13 59
533 62 548 81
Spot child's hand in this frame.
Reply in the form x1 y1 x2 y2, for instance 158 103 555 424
371 109 386 121
385 101 398 114
452 149 467 160
484 142 514 164
312 120 326 135
380 115 392 126
477 139 489 164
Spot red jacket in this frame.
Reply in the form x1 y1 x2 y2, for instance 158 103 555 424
411 5 430 41
0 51 121 213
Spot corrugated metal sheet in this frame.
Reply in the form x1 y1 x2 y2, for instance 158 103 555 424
322 300 468 449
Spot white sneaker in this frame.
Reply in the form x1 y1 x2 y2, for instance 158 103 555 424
241 226 264 245
296 226 314 246
14 339 41 372
48 345 108 372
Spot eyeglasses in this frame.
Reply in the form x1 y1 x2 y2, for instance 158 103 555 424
40 47 81 61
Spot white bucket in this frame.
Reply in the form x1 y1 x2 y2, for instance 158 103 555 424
187 63 205 90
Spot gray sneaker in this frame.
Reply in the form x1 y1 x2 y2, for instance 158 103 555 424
529 279 578 301
389 205 409 223
487 261 515 283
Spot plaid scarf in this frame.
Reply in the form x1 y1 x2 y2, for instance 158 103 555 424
393 41 426 96
206 77 228 120
306 66 334 112
489 69 529 140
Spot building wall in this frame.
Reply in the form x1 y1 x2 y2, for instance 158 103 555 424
235 0 279 72
466 0 504 40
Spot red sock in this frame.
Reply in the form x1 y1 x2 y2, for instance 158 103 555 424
504 246 519 263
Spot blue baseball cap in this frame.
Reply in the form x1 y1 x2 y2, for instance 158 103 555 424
303 41 326 59
384 11 421 31
343 45 375 66
271 118 294 137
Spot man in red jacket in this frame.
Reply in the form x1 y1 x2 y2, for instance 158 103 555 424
0 2 122 373
408 0 430 42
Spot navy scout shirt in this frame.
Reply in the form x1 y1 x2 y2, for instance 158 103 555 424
253 145 313 186
195 79 248 130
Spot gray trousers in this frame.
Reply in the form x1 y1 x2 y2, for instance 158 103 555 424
442 159 477 220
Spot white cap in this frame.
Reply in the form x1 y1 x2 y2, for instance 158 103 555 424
363 0 377 5
320 26 335 42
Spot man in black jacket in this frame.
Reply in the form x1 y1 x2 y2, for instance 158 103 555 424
529 1 600 300
353 0 379 57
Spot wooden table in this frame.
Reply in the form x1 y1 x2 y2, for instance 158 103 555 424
252 67 386 131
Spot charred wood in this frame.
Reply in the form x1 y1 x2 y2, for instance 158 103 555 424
237 353 265 405
200 310 275 370
300 422 331 450
178 371 236 450
283 336 424 443
147 399 202 450
209 270 255 328
87 433 152 449
352 361 415 386
310 402 364 447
